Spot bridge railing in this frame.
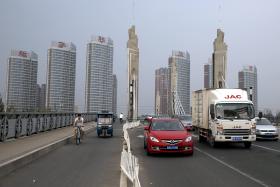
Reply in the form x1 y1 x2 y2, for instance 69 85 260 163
120 121 141 187
0 112 96 142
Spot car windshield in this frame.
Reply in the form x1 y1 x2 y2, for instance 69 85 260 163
151 121 185 131
216 103 255 120
256 118 272 125
179 115 192 121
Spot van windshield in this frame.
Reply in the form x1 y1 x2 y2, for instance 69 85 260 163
215 103 255 120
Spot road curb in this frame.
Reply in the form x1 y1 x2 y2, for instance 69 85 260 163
0 125 96 178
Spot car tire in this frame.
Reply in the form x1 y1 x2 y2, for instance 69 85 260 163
244 142 252 148
146 143 151 156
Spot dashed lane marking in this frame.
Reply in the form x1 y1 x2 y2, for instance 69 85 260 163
252 144 280 153
194 147 269 187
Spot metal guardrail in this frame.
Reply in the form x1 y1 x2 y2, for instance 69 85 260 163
120 121 141 187
0 112 96 142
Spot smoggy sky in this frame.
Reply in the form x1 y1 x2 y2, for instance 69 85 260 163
0 0 280 114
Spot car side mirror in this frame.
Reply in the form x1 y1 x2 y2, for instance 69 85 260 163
144 126 149 131
184 126 188 131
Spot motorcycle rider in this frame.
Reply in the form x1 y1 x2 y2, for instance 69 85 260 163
119 112 124 123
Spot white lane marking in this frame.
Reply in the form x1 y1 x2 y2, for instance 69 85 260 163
194 147 269 187
252 144 280 153
137 135 144 138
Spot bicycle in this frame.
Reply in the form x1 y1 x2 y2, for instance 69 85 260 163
75 125 83 145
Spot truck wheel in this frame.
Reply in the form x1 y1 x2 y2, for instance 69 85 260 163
209 137 217 148
244 142 252 148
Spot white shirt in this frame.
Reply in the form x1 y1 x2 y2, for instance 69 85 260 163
74 117 84 127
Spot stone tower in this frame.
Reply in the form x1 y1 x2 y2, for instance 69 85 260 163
212 29 227 88
127 25 139 121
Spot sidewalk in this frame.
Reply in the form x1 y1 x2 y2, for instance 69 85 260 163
0 122 96 177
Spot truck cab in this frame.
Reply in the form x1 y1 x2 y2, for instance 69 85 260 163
192 89 256 148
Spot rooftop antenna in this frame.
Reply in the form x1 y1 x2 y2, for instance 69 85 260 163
218 0 223 29
132 0 135 25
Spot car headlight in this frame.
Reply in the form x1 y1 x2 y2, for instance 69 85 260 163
185 136 192 142
150 136 159 142
98 125 102 128
108 125 112 128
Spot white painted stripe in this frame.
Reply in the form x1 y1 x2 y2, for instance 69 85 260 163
194 147 269 187
252 144 280 153
137 135 144 138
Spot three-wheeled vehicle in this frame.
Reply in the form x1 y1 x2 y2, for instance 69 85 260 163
96 111 114 137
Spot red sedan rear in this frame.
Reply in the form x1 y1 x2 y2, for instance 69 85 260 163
144 118 193 155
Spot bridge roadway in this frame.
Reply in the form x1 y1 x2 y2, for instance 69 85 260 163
1 121 279 187
0 121 123 187
129 125 280 187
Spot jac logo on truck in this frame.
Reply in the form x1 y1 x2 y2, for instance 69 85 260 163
224 95 242 99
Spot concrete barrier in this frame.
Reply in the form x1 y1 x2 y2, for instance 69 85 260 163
120 121 141 187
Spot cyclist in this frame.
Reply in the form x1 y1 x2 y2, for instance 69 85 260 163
119 113 124 123
73 113 85 139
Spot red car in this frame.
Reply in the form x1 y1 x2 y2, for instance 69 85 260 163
144 118 193 155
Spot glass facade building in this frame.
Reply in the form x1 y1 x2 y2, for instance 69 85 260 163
239 65 258 115
168 51 191 115
46 41 76 112
85 36 113 113
6 50 38 112
155 68 169 115
113 74 117 115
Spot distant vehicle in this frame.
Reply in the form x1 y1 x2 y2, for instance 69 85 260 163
255 115 279 140
96 111 114 137
144 118 193 155
192 89 256 148
178 115 193 131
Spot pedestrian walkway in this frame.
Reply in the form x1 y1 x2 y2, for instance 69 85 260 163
0 122 96 166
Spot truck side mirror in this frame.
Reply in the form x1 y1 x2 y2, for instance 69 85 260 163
210 104 215 119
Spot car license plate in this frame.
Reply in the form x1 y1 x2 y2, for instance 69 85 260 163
231 136 242 141
167 146 178 150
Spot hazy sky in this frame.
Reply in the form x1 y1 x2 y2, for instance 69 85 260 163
1 0 280 114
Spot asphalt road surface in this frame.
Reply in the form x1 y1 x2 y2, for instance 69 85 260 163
129 125 280 187
0 121 124 187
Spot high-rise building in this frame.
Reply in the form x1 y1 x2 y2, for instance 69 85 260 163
127 26 139 120
168 51 191 115
239 65 258 114
36 84 46 111
40 84 46 110
6 50 38 112
155 68 169 115
46 41 76 112
112 74 117 115
204 58 212 89
85 36 113 113
212 29 227 88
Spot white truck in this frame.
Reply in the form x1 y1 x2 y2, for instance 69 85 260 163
192 89 256 148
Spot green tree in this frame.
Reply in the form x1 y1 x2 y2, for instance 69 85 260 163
275 112 280 125
263 109 275 122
